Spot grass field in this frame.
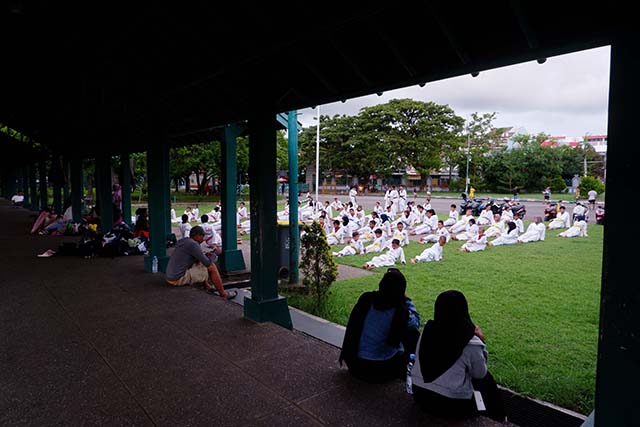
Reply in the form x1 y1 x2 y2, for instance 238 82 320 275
286 222 602 415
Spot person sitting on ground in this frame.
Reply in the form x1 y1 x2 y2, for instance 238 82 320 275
387 221 410 248
339 269 421 383
363 239 406 270
178 214 192 239
487 221 518 246
333 231 364 257
547 206 570 229
411 290 506 422
364 228 386 254
11 192 24 206
517 216 546 243
459 228 487 252
132 213 150 239
411 235 447 263
451 218 479 241
165 226 237 300
443 204 459 227
200 214 222 260
558 218 588 238
420 220 450 244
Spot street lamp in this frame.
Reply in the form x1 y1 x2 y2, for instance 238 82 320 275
464 118 471 195
315 106 320 215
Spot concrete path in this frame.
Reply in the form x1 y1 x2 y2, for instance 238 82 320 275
1 200 508 426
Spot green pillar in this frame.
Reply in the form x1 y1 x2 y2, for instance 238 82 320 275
244 114 292 330
38 161 48 210
95 155 114 231
145 141 171 272
70 158 84 223
595 39 640 426
52 157 63 214
29 163 39 211
22 165 31 209
121 153 132 226
287 111 300 284
220 124 246 272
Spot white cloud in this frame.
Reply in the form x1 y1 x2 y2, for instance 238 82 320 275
298 46 610 139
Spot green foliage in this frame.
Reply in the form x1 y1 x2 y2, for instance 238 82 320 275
299 221 338 316
548 175 567 192
579 176 605 195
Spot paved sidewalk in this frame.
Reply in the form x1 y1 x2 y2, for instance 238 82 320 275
1 201 508 426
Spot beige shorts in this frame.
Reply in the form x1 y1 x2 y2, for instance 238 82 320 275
167 262 209 287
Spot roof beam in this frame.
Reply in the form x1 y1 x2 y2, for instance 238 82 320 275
329 37 373 87
303 59 339 95
510 0 540 49
377 29 417 78
429 5 471 65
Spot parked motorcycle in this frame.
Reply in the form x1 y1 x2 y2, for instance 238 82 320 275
595 204 605 225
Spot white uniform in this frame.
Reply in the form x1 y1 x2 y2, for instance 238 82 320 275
365 246 406 268
236 206 248 224
443 209 459 227
201 222 222 247
460 234 487 252
484 220 506 238
414 242 443 262
333 239 364 257
451 214 473 234
477 208 493 225
513 218 524 233
326 226 346 245
365 236 387 253
178 222 192 239
387 228 409 247
422 226 450 244
558 220 588 237
518 222 546 243
358 225 377 242
398 188 407 212
548 211 571 229
390 189 400 215
349 188 358 207
454 223 479 241
490 228 519 246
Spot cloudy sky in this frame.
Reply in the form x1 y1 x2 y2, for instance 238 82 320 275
298 46 610 139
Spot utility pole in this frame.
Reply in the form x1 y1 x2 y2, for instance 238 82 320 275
464 118 471 195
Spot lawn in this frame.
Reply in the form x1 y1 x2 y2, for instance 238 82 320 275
286 222 602 415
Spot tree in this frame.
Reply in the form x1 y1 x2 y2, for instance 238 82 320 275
300 221 337 316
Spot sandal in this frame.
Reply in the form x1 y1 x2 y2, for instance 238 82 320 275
210 289 238 300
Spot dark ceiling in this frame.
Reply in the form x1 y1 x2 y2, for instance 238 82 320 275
0 1 623 158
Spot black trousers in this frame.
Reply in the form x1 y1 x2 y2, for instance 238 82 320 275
413 371 506 422
347 352 406 384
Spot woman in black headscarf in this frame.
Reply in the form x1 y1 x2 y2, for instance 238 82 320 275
339 269 420 383
411 290 505 421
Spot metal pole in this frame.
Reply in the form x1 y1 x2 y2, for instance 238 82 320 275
465 119 470 195
315 106 320 215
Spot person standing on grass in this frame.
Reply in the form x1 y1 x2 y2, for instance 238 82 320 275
411 290 505 422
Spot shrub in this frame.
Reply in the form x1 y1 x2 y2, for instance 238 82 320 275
300 221 338 316
578 176 605 195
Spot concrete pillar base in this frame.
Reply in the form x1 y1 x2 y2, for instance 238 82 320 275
244 296 292 330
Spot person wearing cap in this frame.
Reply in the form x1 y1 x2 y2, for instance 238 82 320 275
165 225 236 299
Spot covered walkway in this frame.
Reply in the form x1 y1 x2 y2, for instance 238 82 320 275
0 200 505 426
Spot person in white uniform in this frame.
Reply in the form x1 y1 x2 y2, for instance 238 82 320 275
517 216 546 243
488 221 519 246
558 219 588 238
548 206 571 229
411 236 447 263
420 220 450 244
459 228 487 252
363 239 406 270
333 232 365 257
387 221 410 248
364 229 387 254
443 204 459 227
